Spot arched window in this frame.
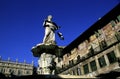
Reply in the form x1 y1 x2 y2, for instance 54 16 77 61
77 55 80 63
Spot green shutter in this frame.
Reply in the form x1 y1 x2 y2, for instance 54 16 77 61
107 51 117 64
90 60 97 71
98 56 107 68
83 64 89 74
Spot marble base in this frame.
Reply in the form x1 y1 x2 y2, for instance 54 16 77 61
31 43 59 57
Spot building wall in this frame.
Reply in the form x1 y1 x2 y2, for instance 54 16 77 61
0 59 34 77
56 15 120 76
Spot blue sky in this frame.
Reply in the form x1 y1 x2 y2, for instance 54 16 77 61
0 0 119 66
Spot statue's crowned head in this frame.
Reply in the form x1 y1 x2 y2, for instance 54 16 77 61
47 15 52 21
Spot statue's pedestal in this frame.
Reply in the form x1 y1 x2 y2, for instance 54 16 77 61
31 43 63 75
31 43 60 57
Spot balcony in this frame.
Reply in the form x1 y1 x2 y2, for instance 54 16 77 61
106 36 118 46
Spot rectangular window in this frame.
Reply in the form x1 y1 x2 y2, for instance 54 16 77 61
0 68 3 73
72 70 75 75
101 40 107 49
77 55 80 63
90 60 97 71
69 60 73 66
26 70 30 74
83 64 89 74
98 56 107 68
62 65 63 68
18 70 21 75
71 60 74 65
107 51 117 64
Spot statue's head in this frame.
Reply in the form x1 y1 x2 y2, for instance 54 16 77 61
47 15 52 20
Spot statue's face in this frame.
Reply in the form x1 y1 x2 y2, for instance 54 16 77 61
48 15 52 20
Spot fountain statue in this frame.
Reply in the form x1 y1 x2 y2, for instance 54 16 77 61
31 15 64 74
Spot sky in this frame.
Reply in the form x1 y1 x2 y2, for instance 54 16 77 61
0 0 119 66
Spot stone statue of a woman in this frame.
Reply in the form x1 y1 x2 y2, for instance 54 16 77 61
43 15 59 45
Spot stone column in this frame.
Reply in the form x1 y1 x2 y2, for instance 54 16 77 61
115 43 120 58
88 63 91 73
38 53 56 75
95 56 100 70
80 65 84 75
104 55 110 66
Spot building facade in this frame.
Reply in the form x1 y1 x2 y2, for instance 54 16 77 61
0 57 34 77
55 4 120 77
